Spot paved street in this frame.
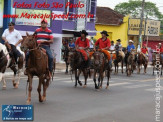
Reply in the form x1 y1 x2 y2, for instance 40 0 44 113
0 67 163 122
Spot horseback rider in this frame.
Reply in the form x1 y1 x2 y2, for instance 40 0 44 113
75 30 90 67
125 40 135 65
115 39 122 57
68 38 75 50
25 19 54 76
2 22 23 64
141 44 149 61
94 30 112 69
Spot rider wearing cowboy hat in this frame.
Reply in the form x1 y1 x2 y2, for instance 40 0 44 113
141 44 149 61
75 30 90 67
94 30 112 69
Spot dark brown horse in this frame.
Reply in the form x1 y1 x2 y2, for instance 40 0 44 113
21 32 54 104
137 52 148 74
62 40 69 73
92 51 110 90
68 50 89 88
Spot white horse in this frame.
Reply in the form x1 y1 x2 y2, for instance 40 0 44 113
0 43 25 89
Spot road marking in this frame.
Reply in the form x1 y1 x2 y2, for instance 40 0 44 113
124 84 151 89
145 87 163 92
110 82 131 86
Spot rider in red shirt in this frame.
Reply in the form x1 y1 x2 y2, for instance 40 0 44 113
75 30 90 67
94 30 112 69
141 44 148 61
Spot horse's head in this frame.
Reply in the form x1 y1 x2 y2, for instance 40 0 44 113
68 50 82 69
20 32 37 52
92 51 105 69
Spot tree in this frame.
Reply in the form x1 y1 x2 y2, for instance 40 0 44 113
114 0 163 21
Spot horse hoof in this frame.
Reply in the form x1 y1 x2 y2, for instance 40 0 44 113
83 85 87 88
14 84 19 89
42 96 46 102
78 81 82 86
100 86 102 89
96 89 100 92
74 85 77 88
39 98 43 103
2 86 6 90
105 86 109 89
26 100 31 105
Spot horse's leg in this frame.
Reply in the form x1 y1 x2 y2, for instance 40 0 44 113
65 60 68 74
93 70 98 89
100 71 104 89
153 66 155 75
83 69 88 88
77 70 82 86
114 63 116 74
38 76 43 102
0 73 6 89
117 64 119 74
42 77 48 102
75 69 77 87
106 70 110 89
144 63 147 74
137 64 140 74
2 73 6 89
98 73 100 89
15 56 23 88
121 60 123 74
10 65 18 88
26 75 33 104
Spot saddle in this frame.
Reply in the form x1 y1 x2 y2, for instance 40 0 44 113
40 48 46 55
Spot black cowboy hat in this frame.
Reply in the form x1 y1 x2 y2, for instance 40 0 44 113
8 22 15 26
111 41 114 43
116 39 121 42
101 30 109 36
80 30 88 36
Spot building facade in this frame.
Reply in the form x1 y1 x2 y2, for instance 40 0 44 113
1 0 97 62
94 7 129 47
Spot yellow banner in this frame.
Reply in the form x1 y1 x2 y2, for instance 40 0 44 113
128 18 160 36
128 19 145 35
146 20 160 36
0 0 4 27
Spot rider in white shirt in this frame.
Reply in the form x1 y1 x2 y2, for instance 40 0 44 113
2 22 23 63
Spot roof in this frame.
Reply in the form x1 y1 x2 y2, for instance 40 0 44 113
96 7 124 25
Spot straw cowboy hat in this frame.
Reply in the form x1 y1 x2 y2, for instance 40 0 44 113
129 40 134 43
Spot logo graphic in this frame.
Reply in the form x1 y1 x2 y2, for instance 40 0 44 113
2 105 33 121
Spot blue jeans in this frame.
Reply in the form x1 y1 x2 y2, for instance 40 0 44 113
25 45 54 72
161 54 163 60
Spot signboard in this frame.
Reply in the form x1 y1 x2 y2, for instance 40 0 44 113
128 19 145 35
0 0 4 28
128 18 160 36
15 9 51 27
76 0 86 31
146 20 160 36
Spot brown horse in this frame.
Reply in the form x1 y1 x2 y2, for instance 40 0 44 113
21 32 54 104
113 51 125 74
137 52 148 74
68 50 89 88
126 50 136 76
0 43 24 89
92 51 110 90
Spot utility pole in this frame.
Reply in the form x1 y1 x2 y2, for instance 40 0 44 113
138 0 145 49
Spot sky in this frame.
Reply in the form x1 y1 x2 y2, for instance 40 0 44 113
97 0 163 15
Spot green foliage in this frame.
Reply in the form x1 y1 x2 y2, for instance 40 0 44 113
114 0 163 21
